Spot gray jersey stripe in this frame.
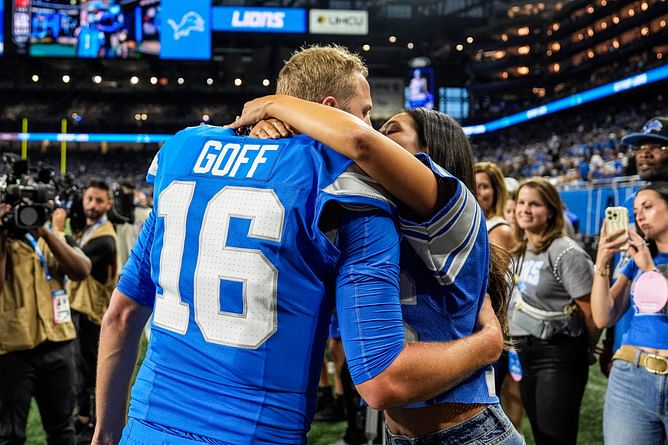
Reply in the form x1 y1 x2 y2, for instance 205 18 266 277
323 170 396 207
439 203 483 285
147 154 159 177
402 190 481 284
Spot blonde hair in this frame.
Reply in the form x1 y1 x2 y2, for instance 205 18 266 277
512 177 565 255
475 162 507 219
276 44 368 108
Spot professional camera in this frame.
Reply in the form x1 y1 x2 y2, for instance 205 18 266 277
107 182 136 226
0 154 57 233
55 173 86 233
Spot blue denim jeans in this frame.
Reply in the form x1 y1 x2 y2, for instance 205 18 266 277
384 404 525 445
603 359 668 445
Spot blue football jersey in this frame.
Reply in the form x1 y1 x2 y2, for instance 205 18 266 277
117 126 405 444
398 153 498 407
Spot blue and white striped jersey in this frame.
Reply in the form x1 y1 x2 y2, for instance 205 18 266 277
398 153 497 407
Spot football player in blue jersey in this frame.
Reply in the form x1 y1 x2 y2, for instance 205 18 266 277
93 45 504 445
231 96 524 443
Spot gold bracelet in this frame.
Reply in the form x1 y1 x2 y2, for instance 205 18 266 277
594 264 610 277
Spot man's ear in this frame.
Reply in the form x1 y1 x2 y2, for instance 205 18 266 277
321 96 339 108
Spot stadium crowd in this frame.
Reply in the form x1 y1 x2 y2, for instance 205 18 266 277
474 98 667 183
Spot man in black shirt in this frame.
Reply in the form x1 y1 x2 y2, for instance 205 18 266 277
67 180 118 442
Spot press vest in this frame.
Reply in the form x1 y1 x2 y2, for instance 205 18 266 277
69 220 118 325
0 234 75 354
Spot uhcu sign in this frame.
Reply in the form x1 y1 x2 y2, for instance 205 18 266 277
212 7 306 33
309 9 368 35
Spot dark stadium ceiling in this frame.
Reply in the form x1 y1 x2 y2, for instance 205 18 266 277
0 0 571 94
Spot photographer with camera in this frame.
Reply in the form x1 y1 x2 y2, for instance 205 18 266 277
0 202 91 445
67 180 118 442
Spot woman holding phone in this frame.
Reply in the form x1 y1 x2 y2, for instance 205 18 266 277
591 182 668 445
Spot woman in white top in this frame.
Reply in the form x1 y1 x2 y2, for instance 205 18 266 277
475 162 515 251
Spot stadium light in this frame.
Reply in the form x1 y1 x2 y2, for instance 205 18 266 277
234 78 243 87
456 44 464 51
93 75 102 84
206 78 214 86
130 76 139 85
31 75 39 83
150 76 158 85
202 114 210 122
177 77 185 85
466 36 474 44
362 44 371 52
388 36 397 43
262 79 270 87
62 75 70 84
141 113 148 121
407 42 414 49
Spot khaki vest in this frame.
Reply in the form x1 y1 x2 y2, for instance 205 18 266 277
69 221 118 325
0 234 76 355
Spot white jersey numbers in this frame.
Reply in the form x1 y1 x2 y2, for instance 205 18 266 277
153 181 285 349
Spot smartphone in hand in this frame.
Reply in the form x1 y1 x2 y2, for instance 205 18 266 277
605 206 630 250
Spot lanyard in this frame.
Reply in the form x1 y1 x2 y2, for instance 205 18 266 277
24 232 52 281
79 218 106 247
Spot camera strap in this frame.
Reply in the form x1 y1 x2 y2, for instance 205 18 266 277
24 233 52 281
79 218 107 247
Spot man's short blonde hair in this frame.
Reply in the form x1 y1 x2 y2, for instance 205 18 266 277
276 44 368 108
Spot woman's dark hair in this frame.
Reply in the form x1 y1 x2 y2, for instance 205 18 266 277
407 108 476 193
636 181 668 257
407 107 511 338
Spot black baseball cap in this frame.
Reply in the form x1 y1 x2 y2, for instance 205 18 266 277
622 116 668 146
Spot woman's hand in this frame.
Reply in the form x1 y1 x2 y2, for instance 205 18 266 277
595 220 628 266
249 119 293 139
227 95 293 139
627 229 655 272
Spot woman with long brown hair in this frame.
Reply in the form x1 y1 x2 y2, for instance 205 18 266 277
475 162 515 251
509 177 599 445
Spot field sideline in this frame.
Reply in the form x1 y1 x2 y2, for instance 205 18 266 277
26 362 606 444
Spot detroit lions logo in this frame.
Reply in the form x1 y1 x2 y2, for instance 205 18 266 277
643 118 663 134
167 12 205 40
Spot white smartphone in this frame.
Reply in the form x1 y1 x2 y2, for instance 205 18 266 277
605 206 630 250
